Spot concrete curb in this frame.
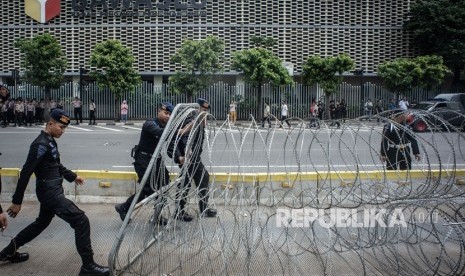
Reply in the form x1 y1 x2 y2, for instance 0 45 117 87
2 168 465 204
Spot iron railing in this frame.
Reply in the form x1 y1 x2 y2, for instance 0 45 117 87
5 81 442 121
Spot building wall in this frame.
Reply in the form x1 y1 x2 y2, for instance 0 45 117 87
0 0 414 77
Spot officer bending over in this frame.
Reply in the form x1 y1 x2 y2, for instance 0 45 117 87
380 112 421 170
0 109 109 276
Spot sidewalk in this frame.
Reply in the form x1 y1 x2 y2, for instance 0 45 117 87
0 202 119 276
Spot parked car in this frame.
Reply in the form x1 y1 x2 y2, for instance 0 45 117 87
434 93 465 109
406 101 465 132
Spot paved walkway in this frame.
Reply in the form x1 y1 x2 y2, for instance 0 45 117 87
0 202 119 276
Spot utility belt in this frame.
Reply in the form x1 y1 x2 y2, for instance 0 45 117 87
131 145 154 158
36 177 64 202
388 142 411 149
37 177 64 187
139 151 153 157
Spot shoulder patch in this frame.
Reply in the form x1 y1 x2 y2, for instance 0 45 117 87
37 144 48 158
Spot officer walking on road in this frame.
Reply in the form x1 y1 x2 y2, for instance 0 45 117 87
169 99 217 221
0 109 109 276
115 102 186 224
380 112 421 170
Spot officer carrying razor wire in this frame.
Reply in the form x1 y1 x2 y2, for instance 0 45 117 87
115 102 192 225
168 98 217 222
115 102 174 225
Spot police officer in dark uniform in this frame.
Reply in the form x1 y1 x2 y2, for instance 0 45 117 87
115 102 179 224
169 99 217 221
380 112 421 170
0 109 109 275
0 152 9 231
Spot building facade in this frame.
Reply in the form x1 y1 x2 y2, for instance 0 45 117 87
1 0 414 84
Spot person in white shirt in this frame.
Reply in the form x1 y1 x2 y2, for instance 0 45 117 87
72 97 83 125
229 100 237 124
398 97 409 110
280 101 291 128
14 98 25 127
364 99 373 120
261 102 272 128
88 99 96 125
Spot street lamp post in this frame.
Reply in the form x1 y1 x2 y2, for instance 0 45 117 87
355 69 364 117
79 67 88 95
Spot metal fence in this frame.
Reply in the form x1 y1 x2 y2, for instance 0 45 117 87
6 81 442 121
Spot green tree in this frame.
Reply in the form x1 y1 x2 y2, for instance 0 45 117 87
231 37 293 120
302 54 354 118
377 55 450 100
169 36 224 102
89 39 141 121
15 33 68 117
405 0 465 90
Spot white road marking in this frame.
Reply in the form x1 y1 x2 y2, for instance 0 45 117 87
120 125 141 130
94 125 123 132
68 125 92 131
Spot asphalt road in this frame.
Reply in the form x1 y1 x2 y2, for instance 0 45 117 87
1 122 464 173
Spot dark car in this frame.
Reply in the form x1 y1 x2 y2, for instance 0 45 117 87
434 93 465 110
406 101 465 132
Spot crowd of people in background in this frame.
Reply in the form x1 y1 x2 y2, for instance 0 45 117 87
308 98 347 121
0 96 422 128
0 96 98 128
0 97 45 128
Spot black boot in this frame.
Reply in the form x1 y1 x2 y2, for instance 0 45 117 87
201 208 217 217
79 262 109 276
0 240 29 263
176 210 194 222
0 252 29 263
114 203 127 221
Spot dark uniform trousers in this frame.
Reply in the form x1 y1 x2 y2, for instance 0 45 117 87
385 146 413 170
120 155 169 211
177 160 210 213
74 107 82 123
381 122 420 171
12 178 93 263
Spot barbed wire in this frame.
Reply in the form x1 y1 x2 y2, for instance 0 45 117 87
109 107 465 275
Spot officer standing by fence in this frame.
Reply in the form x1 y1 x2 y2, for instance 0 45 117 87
380 112 421 170
0 109 109 275
168 99 217 221
72 97 83 125
115 102 190 224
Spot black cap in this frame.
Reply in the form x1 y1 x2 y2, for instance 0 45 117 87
50 109 71 125
160 102 174 113
197 98 210 109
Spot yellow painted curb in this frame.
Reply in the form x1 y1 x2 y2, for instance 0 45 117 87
2 168 465 183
